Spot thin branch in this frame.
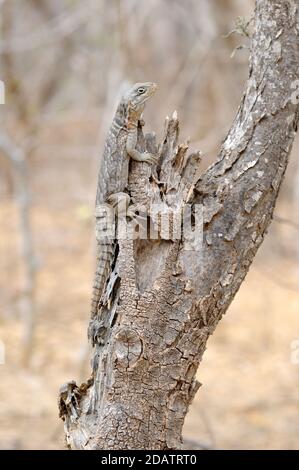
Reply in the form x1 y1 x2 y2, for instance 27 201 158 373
0 2 99 54
0 133 37 366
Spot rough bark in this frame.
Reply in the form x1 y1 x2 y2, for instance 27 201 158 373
0 134 37 366
59 0 299 450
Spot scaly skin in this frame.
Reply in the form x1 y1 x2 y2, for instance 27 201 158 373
90 82 157 319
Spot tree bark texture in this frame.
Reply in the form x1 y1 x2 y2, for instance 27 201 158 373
59 0 299 450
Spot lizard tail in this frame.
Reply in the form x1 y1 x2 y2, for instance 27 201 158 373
90 241 115 318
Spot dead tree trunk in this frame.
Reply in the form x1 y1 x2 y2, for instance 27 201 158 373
59 0 299 449
0 134 37 367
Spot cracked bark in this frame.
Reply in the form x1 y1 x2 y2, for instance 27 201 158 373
59 0 299 450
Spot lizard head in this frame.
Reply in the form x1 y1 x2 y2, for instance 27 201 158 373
125 82 157 110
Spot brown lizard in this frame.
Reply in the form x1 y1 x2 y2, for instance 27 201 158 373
90 82 158 319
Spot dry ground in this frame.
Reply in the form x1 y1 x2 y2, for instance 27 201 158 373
1 140 299 450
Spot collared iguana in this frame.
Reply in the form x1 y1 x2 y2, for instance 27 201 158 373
90 82 158 319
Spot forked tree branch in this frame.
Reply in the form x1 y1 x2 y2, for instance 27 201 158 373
0 133 37 366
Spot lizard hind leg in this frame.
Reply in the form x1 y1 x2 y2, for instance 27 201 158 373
106 192 131 241
106 192 130 218
106 192 146 223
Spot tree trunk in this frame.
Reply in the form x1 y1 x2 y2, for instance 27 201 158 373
59 0 299 450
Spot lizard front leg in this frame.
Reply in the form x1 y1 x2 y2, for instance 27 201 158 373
126 129 158 164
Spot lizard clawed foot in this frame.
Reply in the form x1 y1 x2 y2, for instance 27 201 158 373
106 192 130 218
138 152 158 165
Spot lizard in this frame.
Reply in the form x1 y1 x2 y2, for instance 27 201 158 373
90 82 158 320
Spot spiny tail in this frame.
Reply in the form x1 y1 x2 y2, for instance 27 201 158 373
90 241 115 318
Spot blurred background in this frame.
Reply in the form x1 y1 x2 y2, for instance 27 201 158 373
0 0 299 450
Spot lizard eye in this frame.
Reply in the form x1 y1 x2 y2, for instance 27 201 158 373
137 87 146 95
